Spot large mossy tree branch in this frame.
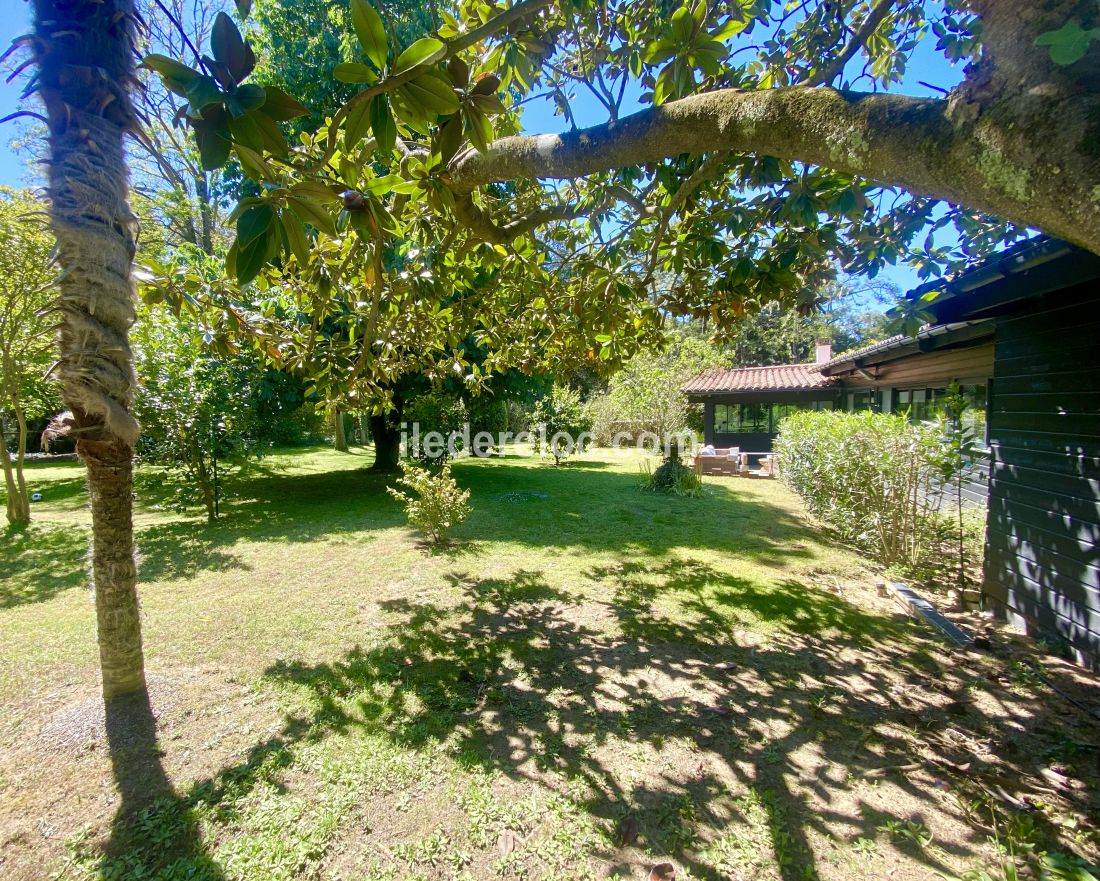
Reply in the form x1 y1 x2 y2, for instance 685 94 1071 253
448 85 1100 254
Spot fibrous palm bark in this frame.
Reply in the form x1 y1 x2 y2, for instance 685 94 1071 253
33 0 147 698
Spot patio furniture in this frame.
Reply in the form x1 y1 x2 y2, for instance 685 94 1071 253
693 448 778 478
693 447 740 475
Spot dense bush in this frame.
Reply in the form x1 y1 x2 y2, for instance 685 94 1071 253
387 461 471 544
774 410 949 571
405 391 466 465
532 385 593 464
466 394 508 455
134 306 318 520
640 457 703 498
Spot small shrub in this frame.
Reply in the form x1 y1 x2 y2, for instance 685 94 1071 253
640 457 703 498
532 385 593 464
387 461 471 544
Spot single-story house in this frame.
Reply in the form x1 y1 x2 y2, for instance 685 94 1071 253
683 325 994 458
684 236 1100 669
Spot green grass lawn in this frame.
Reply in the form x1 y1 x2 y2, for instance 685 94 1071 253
1 447 1097 881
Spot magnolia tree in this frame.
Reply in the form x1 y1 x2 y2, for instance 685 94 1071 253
143 0 1100 364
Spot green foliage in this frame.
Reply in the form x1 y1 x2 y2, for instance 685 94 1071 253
405 390 465 465
640 457 703 498
774 410 949 571
0 189 61 524
387 460 471 544
0 189 62 427
532 385 593 465
133 305 316 519
587 331 722 445
137 0 1035 423
466 394 508 455
1035 20 1100 66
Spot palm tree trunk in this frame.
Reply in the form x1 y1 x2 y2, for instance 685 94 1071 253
33 0 147 699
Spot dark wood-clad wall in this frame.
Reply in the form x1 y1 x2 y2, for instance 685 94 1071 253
982 282 1100 669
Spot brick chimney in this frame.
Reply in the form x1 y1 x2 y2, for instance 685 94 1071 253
815 339 832 365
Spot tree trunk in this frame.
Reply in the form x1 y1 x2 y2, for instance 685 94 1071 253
0 416 30 526
333 408 349 452
33 0 147 699
191 437 217 523
359 413 371 446
369 400 403 472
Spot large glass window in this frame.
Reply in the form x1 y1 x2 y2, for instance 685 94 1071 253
846 390 879 412
715 400 834 434
892 383 988 444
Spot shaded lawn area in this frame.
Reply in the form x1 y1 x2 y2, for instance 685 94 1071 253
0 447 1097 881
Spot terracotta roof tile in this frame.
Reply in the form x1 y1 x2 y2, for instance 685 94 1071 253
682 364 837 395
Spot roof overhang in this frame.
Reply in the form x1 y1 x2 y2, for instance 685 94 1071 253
911 237 1100 324
818 320 994 377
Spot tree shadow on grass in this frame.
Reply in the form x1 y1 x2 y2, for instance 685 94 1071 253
0 523 86 607
253 564 1081 881
13 459 824 591
83 559 1100 879
99 688 225 880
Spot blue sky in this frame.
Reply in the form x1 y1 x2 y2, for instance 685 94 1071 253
0 1 964 294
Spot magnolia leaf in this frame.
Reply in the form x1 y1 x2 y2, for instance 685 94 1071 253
237 203 273 250
469 93 506 116
227 83 265 117
404 71 460 116
447 56 469 88
391 86 429 130
234 231 269 285
287 195 338 237
259 86 309 120
470 73 500 96
291 180 340 200
142 54 202 93
251 110 289 156
280 211 311 265
615 813 640 847
227 112 263 151
211 12 251 83
435 115 463 161
465 104 493 154
350 0 388 69
370 95 397 153
186 76 224 114
393 37 445 76
194 118 232 169
497 830 521 855
334 62 379 84
345 98 373 150
234 142 274 180
361 174 418 196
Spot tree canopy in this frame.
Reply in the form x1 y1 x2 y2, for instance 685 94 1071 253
141 0 1098 411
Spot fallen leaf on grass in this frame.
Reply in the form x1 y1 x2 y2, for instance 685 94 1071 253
615 813 639 847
